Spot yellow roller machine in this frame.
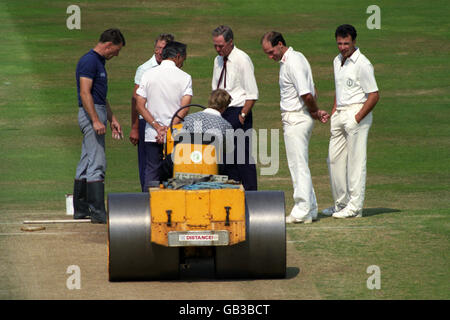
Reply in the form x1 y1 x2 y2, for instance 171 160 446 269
107 104 286 281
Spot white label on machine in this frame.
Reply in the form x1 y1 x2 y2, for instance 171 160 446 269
168 230 229 247
190 150 202 163
179 234 219 241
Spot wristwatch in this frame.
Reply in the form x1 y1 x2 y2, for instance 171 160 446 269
240 112 246 118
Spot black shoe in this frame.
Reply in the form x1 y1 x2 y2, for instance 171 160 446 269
73 179 90 219
87 181 107 224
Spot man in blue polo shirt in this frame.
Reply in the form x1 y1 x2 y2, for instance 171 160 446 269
73 28 125 224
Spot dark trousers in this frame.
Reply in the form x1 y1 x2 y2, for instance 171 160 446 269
222 106 257 190
144 141 164 190
137 118 147 192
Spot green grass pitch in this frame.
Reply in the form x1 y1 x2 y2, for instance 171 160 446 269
0 0 448 299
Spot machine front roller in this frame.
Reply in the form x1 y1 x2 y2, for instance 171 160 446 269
107 191 286 281
107 193 179 281
215 191 286 279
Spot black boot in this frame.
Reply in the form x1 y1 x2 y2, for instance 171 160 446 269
87 181 107 224
73 179 90 219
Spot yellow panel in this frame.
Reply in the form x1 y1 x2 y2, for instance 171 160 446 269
165 124 183 156
150 189 186 223
185 190 211 227
173 143 218 176
210 189 245 222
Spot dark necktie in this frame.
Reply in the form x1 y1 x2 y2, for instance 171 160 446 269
217 56 228 89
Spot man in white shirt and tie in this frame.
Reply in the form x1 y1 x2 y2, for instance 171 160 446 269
261 31 329 224
323 24 379 219
211 25 259 190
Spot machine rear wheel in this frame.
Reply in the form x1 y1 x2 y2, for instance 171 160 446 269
107 193 179 281
215 191 286 279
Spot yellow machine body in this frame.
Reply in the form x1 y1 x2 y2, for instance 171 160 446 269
150 187 245 246
150 126 246 247
172 143 218 176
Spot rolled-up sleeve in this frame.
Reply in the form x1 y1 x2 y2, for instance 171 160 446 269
360 63 378 93
183 75 193 97
241 55 259 100
136 73 148 99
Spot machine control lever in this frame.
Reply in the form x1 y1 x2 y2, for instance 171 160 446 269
166 210 172 226
224 206 231 226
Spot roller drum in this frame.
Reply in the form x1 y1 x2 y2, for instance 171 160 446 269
107 193 179 281
215 191 286 279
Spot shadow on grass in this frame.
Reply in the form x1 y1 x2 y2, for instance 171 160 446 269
172 259 300 282
319 207 401 219
363 207 401 217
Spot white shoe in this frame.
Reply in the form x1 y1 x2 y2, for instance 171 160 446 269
332 207 362 219
286 215 312 224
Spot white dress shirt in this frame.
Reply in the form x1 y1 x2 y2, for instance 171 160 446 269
134 54 158 85
334 48 378 108
212 46 258 107
136 60 193 142
279 47 315 112
134 55 159 119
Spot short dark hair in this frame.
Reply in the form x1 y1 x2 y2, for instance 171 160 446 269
335 24 357 41
261 31 286 46
162 41 187 59
99 28 126 46
212 25 234 42
155 33 175 46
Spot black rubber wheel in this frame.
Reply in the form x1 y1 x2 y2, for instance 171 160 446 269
215 191 286 279
107 193 180 281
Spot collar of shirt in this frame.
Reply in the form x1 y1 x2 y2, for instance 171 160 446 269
280 46 294 64
221 45 238 63
91 49 106 65
203 108 221 116
160 59 177 68
338 47 361 64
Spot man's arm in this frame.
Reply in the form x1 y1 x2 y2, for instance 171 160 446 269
238 55 259 125
239 99 256 125
355 91 379 123
173 95 192 125
331 95 337 116
80 77 106 135
135 94 167 144
106 99 123 140
129 84 140 145
301 93 329 123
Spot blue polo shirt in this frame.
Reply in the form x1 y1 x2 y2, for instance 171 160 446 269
76 49 107 107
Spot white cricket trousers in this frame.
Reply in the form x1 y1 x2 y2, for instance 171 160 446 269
282 109 318 220
327 103 372 213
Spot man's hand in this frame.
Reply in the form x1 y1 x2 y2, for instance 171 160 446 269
93 120 106 135
317 110 330 123
111 119 123 140
155 125 167 144
238 114 245 125
129 127 139 145
311 110 330 123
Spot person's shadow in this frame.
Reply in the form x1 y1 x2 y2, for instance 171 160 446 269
319 207 400 218
362 207 400 217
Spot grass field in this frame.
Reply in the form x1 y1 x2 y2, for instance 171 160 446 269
0 0 449 300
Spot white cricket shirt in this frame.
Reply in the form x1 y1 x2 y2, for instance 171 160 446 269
334 48 378 108
212 46 259 107
279 47 315 112
136 60 193 142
